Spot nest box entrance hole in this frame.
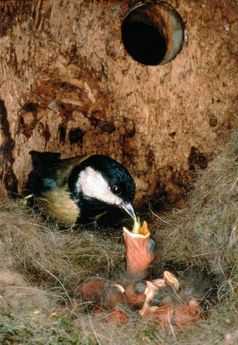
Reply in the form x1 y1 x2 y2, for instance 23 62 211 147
121 1 185 66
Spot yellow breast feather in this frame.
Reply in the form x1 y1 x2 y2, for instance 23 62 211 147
39 187 79 226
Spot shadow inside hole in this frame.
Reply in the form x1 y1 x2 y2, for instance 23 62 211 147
121 19 167 66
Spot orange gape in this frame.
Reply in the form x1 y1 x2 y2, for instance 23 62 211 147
139 220 150 235
123 221 155 279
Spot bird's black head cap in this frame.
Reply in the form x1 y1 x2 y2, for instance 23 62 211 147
69 154 135 203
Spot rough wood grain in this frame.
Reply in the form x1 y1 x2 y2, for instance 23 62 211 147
0 0 237 207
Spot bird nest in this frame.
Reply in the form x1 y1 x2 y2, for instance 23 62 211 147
0 131 237 345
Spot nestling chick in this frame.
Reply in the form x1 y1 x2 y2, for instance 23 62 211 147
25 151 136 226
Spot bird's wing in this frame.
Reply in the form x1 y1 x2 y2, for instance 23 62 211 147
27 151 90 193
54 154 90 187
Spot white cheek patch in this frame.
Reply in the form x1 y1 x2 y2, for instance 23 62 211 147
76 167 122 206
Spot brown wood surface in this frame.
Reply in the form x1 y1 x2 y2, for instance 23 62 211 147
0 0 237 206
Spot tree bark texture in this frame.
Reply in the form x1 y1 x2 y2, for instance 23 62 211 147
0 0 237 205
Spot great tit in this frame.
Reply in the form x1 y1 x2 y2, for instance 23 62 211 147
25 151 136 226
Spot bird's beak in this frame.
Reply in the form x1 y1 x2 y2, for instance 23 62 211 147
120 202 137 221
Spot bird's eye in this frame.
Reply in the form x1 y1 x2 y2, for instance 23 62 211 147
112 185 121 195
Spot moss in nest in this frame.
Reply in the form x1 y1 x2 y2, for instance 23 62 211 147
0 310 85 345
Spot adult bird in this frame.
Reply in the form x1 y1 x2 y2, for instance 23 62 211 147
25 151 136 226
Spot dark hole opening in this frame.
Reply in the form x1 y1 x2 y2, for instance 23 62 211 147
121 19 167 66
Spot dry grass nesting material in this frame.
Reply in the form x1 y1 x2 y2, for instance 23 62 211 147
153 131 238 286
0 131 237 344
0 198 124 295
